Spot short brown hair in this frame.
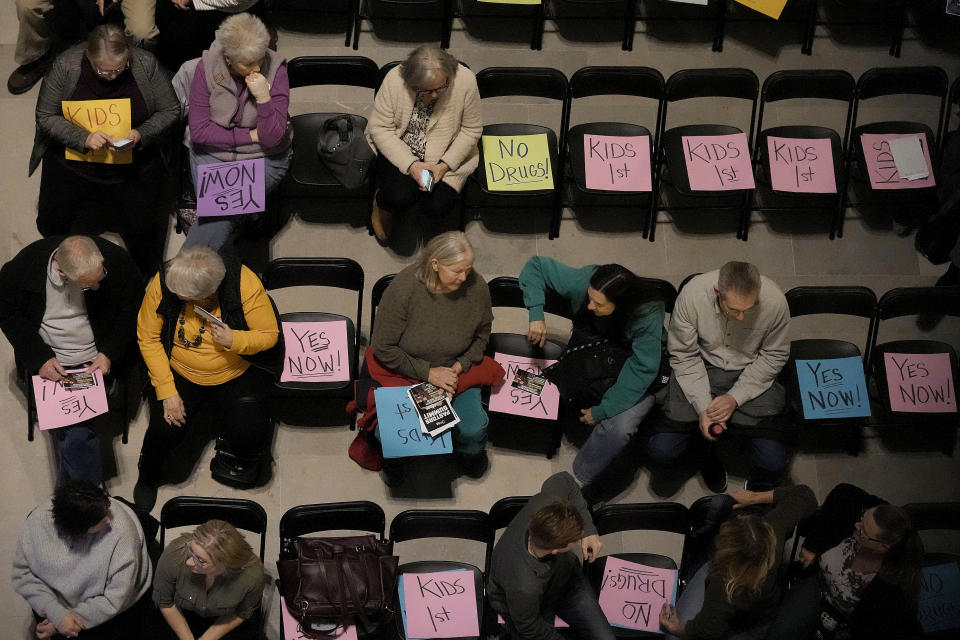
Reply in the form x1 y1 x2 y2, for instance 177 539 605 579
718 261 761 297
528 500 584 550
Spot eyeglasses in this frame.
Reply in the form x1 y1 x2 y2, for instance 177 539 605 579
94 61 128 78
416 81 449 98
77 266 108 292
855 512 891 547
188 548 211 567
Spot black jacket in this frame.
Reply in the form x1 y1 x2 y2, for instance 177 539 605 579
801 483 921 640
0 236 142 373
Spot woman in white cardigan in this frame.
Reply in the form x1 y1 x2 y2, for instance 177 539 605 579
367 45 482 244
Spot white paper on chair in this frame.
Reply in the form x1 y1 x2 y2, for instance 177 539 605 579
888 136 930 181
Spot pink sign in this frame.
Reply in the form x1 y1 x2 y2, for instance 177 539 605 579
498 615 568 628
280 320 350 383
489 353 560 420
196 157 266 216
280 596 357 640
767 136 837 193
32 371 109 430
598 557 678 632
583 134 652 191
682 133 755 191
861 133 936 189
884 352 956 413
402 571 480 638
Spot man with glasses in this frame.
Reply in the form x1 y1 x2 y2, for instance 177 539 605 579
648 261 791 493
0 235 141 486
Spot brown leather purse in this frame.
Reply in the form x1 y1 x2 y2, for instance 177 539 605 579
277 535 398 637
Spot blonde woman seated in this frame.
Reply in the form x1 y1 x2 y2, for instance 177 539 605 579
658 485 817 640
133 246 280 511
367 45 482 244
153 519 264 640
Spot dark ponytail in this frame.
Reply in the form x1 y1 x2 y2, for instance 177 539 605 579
589 264 663 319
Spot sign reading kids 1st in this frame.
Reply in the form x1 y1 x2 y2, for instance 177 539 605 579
196 158 266 216
280 320 350 383
399 569 480 639
861 133 936 190
883 352 957 413
682 133 755 191
482 134 553 191
767 137 837 193
583 134 652 191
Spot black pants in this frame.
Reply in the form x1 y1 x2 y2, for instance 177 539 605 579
34 588 152 639
37 150 168 277
151 608 259 640
138 367 273 486
374 154 459 219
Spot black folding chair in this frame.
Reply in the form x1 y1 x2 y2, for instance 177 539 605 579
803 0 909 58
562 66 665 238
902 501 960 639
369 273 397 338
752 70 855 239
354 0 454 49
652 68 759 241
488 496 531 534
160 496 268 560
464 67 569 238
270 0 357 46
456 0 543 50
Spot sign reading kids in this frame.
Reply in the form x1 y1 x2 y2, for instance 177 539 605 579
767 136 837 193
376 386 453 458
32 370 109 431
399 569 480 639
883 352 957 413
482 133 553 191
682 133 755 191
598 557 677 632
196 158 266 216
281 320 350 383
61 98 133 164
489 352 560 420
861 133 936 190
583 134 652 191
796 356 870 419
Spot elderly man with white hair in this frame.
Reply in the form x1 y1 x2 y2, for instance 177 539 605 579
0 235 142 486
134 245 280 510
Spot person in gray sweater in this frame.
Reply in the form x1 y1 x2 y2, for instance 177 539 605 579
487 472 611 640
12 481 153 639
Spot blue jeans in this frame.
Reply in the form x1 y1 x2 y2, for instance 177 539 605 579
53 422 102 487
647 432 789 486
667 563 770 640
185 146 293 252
501 570 615 640
573 395 655 485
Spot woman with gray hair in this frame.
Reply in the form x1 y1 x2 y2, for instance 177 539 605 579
133 245 280 510
368 45 482 244
185 11 292 252
370 231 496 485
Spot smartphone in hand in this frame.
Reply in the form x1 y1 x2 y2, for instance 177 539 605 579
112 137 135 151
421 169 434 192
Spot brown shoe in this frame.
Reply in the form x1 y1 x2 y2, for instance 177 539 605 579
370 200 393 245
7 52 53 95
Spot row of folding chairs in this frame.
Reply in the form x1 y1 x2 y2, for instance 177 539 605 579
153 493 960 639
270 0 954 57
279 59 960 241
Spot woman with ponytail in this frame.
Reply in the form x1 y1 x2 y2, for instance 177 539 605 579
766 483 924 640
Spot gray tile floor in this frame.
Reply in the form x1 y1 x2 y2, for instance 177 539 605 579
1 6 959 638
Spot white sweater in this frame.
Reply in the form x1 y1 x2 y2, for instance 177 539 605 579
11 498 152 628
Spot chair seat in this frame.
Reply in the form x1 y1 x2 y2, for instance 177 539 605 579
567 122 653 196
786 339 864 417
754 125 844 201
662 124 750 197
273 311 356 394
470 123 559 200
585 553 679 639
284 112 371 194
869 339 959 422
395 560 484 640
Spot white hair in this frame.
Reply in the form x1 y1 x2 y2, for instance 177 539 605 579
54 236 104 280
165 246 226 300
216 13 270 65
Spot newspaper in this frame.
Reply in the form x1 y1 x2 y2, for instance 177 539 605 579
408 382 460 438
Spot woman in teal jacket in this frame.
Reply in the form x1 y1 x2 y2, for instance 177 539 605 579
519 257 665 489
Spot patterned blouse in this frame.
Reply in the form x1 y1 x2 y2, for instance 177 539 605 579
400 97 435 161
819 536 877 614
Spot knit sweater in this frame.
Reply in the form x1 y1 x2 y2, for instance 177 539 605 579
371 265 492 381
518 256 665 422
12 498 153 629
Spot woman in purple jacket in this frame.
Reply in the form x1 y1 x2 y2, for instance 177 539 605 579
185 12 292 253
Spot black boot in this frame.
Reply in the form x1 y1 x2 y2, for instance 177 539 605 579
456 451 489 479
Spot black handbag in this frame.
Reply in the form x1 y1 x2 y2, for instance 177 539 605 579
317 115 375 191
543 339 632 408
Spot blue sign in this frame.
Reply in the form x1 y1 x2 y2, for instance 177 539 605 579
376 386 453 458
918 561 960 633
796 356 870 419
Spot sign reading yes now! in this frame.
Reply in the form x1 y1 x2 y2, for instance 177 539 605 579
482 134 553 191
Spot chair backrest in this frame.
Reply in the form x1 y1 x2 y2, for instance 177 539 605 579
159 496 268 560
261 256 364 323
902 502 960 533
487 276 574 320
757 70 856 151
369 273 397 336
593 502 689 537
279 501 386 557
677 272 701 294
377 61 401 92
390 509 494 571
476 67 568 101
488 496 530 531
287 56 381 90
870 286 960 352
568 66 664 102
662 68 759 147
639 276 679 314
947 77 960 135
786 285 877 360
853 66 949 153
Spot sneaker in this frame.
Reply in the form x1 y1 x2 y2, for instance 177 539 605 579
133 480 158 512
457 451 489 479
700 455 727 493
7 51 54 95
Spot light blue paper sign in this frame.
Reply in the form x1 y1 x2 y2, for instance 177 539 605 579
796 356 870 419
918 561 960 633
376 386 453 458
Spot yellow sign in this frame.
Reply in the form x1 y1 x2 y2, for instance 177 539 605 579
734 0 788 20
482 134 553 192
61 99 133 164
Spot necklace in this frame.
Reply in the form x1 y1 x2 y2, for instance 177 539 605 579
177 311 206 348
